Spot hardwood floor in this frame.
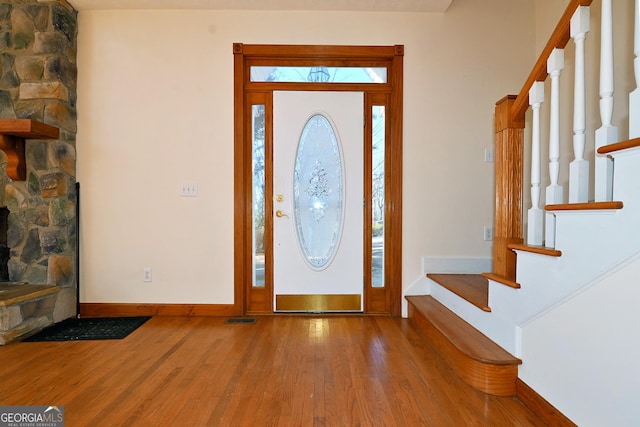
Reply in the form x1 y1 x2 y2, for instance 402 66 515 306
0 316 546 426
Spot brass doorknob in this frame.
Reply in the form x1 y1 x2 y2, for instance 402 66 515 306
275 210 289 218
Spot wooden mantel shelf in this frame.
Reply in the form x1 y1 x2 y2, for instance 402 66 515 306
0 119 59 181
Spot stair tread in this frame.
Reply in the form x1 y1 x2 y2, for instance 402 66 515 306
597 137 640 154
406 295 521 366
545 201 623 211
508 243 562 257
427 273 490 312
482 272 521 289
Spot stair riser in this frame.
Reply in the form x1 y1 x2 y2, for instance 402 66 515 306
610 148 640 206
430 279 518 354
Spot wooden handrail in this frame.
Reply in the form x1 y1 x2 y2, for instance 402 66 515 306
510 0 594 121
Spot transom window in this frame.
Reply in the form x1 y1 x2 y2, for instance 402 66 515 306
250 66 387 83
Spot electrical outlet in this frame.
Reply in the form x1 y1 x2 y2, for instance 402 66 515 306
180 182 198 197
483 226 494 241
484 147 495 163
143 268 152 282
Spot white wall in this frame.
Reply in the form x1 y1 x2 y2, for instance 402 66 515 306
520 254 640 427
76 0 535 304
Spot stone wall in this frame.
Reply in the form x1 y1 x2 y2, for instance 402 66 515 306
0 0 77 322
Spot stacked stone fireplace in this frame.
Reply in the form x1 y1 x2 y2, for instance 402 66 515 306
0 207 9 281
0 0 77 343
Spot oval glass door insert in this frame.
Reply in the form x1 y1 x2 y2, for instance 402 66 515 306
294 113 344 269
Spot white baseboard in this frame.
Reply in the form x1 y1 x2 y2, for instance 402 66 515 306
422 256 492 274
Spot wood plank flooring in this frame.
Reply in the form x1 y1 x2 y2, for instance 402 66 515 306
0 316 546 426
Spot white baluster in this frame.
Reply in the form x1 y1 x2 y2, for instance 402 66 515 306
569 6 590 203
595 0 617 202
528 82 545 246
631 0 640 138
546 48 564 248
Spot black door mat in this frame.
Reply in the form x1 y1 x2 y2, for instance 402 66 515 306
22 316 151 342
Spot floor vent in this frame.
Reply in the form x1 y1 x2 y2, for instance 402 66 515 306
225 317 257 324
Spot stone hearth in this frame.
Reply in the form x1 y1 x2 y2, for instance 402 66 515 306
0 282 59 344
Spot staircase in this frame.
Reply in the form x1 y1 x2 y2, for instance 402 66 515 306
407 1 640 426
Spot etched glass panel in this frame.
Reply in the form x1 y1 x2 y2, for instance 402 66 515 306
294 114 344 269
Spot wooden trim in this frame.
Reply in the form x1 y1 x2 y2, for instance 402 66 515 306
495 95 525 131
546 201 623 211
235 44 403 316
493 96 524 281
0 119 59 181
0 118 60 139
510 0 594 120
482 272 521 289
516 379 578 426
388 45 404 316
508 243 562 257
80 303 236 317
364 93 374 312
597 137 640 154
245 82 392 93
233 43 247 316
0 135 26 181
239 44 398 59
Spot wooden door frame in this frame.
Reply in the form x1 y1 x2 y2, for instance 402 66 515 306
233 43 403 316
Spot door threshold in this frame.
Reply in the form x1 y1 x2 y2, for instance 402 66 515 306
275 294 362 312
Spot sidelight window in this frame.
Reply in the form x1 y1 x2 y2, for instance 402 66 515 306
252 104 266 287
372 105 385 287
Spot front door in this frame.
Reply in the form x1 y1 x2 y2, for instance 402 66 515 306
273 91 364 312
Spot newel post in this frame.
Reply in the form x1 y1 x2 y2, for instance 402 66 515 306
493 96 525 281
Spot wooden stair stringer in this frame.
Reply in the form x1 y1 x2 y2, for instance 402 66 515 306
406 295 521 397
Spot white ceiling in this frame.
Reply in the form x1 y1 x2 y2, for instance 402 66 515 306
67 0 454 13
